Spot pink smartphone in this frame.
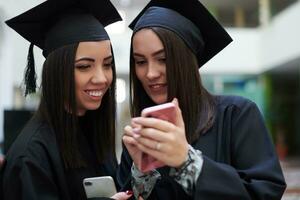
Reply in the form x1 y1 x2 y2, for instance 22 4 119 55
141 102 176 124
139 102 176 172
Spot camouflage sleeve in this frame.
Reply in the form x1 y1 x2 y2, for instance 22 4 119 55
131 164 161 199
169 145 203 196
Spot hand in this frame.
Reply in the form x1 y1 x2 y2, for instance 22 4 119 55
111 190 133 200
132 98 189 168
0 155 4 169
122 123 142 168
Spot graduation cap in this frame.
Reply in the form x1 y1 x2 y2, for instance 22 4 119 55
129 0 233 68
5 0 122 96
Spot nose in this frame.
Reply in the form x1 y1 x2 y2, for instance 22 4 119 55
91 66 107 84
146 63 160 80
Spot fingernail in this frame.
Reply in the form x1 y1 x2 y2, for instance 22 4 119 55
126 190 133 195
173 98 178 104
132 117 139 122
133 133 141 139
132 127 140 134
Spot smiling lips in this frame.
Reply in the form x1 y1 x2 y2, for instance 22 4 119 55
85 89 104 99
149 83 167 92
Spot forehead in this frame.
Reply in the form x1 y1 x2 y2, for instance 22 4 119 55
132 29 164 54
76 40 112 57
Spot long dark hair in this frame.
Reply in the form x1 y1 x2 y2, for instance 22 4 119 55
130 27 216 143
37 43 116 168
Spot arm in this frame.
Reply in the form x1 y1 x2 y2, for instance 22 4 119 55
122 98 192 199
3 156 60 200
117 142 160 200
194 101 286 199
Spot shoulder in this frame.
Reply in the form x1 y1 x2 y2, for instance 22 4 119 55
212 95 264 126
215 95 255 108
214 95 258 114
5 116 57 166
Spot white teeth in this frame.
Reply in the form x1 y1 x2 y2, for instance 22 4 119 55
151 85 164 89
87 90 103 97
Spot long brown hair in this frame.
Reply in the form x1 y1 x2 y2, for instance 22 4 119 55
130 27 216 143
37 43 116 168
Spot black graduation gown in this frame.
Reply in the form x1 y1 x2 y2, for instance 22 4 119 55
117 95 287 200
0 116 118 200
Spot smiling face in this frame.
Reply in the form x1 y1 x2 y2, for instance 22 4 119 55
74 40 113 116
132 29 168 104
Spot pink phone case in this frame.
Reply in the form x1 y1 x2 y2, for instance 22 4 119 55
139 102 176 172
141 102 176 124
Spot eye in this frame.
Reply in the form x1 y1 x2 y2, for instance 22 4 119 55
135 60 147 66
158 57 166 63
75 64 90 70
103 62 114 69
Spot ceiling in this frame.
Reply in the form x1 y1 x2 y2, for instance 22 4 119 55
110 0 259 27
201 0 258 10
111 0 258 11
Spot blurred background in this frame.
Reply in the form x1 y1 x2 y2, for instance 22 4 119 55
0 0 300 198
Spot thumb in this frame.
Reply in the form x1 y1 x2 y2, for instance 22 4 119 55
111 191 132 200
172 98 185 128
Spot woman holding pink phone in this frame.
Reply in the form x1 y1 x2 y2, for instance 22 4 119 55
118 0 286 199
0 0 132 199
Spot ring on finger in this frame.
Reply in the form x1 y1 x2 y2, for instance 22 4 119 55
155 142 161 151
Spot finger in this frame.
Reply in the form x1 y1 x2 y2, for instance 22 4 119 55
172 98 185 128
132 117 175 133
138 127 169 142
122 135 139 146
135 136 160 151
125 190 134 196
111 191 132 200
124 125 140 138
124 125 133 136
131 119 142 129
136 143 165 162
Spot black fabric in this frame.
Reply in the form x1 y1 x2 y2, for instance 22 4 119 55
117 95 287 200
1 116 117 200
24 43 36 95
44 13 109 57
132 7 204 61
5 0 122 96
5 0 121 57
129 0 232 68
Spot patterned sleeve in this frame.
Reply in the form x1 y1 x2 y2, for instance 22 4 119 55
169 145 204 196
131 164 161 200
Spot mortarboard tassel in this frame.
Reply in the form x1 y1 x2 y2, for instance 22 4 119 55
24 43 37 96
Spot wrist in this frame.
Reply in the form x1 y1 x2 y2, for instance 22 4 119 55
169 145 203 195
175 144 189 169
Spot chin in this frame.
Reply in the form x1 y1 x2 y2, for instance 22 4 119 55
151 96 167 105
85 102 102 111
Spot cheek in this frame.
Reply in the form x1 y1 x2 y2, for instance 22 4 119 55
106 70 114 86
74 71 90 93
135 67 145 82
74 73 81 90
74 73 84 89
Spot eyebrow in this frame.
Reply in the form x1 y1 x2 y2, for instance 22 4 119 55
103 55 113 61
75 57 95 63
75 55 113 63
133 49 165 58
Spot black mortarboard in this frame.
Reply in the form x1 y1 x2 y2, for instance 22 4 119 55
5 0 122 96
129 0 233 68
